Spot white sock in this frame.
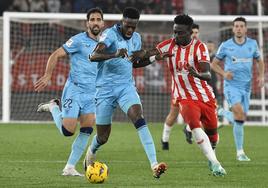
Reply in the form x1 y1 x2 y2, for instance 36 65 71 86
49 103 58 112
64 164 75 169
237 149 245 156
192 128 219 164
162 123 173 142
186 124 191 132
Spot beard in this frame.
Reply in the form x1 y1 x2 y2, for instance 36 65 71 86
90 26 101 36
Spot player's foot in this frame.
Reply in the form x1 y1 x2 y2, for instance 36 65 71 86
211 163 226 177
161 139 169 150
183 125 193 144
62 166 84 176
83 149 96 171
237 154 251 161
37 98 60 112
152 162 167 179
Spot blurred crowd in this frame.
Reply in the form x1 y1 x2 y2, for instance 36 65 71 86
5 0 183 14
1 0 267 16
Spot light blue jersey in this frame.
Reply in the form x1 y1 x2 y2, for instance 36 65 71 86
215 37 260 91
94 24 142 124
61 32 98 117
96 24 142 86
216 37 260 113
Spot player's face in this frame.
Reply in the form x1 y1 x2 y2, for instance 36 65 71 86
121 18 139 39
173 24 192 46
233 21 247 38
87 12 104 36
191 28 199 39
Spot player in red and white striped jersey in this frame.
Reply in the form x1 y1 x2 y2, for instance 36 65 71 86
161 23 200 149
157 14 226 176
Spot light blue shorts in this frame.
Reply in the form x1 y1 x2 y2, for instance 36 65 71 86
224 86 251 114
95 83 142 125
61 80 96 118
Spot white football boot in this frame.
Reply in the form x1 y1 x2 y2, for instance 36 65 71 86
37 98 60 112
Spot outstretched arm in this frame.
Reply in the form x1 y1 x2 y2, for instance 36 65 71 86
131 48 172 68
34 47 67 92
90 43 128 62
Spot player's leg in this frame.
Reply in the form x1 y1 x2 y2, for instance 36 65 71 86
84 96 114 169
225 88 250 161
119 85 167 178
161 102 179 150
180 101 226 176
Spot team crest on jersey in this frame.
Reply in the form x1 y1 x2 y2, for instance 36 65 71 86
66 39 73 47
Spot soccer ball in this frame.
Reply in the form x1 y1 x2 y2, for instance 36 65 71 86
85 161 108 183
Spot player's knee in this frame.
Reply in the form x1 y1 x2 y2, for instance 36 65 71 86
134 118 146 129
205 128 218 144
61 126 74 137
80 127 93 135
96 135 109 145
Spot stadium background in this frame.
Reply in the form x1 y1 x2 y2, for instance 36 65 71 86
0 0 267 123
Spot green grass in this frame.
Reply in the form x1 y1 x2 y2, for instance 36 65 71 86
0 123 268 188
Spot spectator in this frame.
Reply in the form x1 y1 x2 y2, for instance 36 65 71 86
60 0 72 13
29 0 46 12
46 0 61 13
8 0 29 12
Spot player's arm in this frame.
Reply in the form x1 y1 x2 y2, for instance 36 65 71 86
211 57 233 80
255 57 265 87
34 47 67 92
90 43 128 62
131 48 171 68
188 62 211 81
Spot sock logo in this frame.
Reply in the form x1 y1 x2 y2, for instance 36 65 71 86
197 139 204 144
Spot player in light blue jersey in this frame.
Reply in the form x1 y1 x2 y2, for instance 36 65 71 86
34 8 104 176
84 7 168 179
211 17 264 161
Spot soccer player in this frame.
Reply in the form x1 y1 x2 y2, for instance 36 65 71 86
161 23 200 150
34 8 104 176
157 14 226 176
211 17 264 161
84 7 168 179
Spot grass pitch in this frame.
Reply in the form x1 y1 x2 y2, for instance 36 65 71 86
0 123 267 188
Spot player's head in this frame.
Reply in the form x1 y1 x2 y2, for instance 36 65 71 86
232 17 247 39
121 7 140 39
86 7 104 36
206 40 215 55
191 23 199 39
173 14 194 46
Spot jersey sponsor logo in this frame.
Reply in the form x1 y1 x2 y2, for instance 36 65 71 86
231 56 251 63
99 33 107 41
65 39 73 47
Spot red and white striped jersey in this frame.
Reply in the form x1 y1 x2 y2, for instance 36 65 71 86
157 38 215 103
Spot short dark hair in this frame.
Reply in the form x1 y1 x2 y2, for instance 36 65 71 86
123 7 140 19
192 23 199 30
87 7 103 20
174 14 194 27
233 16 247 26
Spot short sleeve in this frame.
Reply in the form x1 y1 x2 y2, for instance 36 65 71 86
62 36 80 54
253 40 261 59
215 42 226 60
99 29 116 48
156 39 173 54
134 33 142 51
196 43 210 62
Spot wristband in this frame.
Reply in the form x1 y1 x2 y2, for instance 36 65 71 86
149 55 156 63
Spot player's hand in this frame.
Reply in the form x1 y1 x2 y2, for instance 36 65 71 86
128 50 146 63
223 71 233 80
258 76 265 88
155 52 173 61
34 74 51 92
188 66 199 77
115 48 128 58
